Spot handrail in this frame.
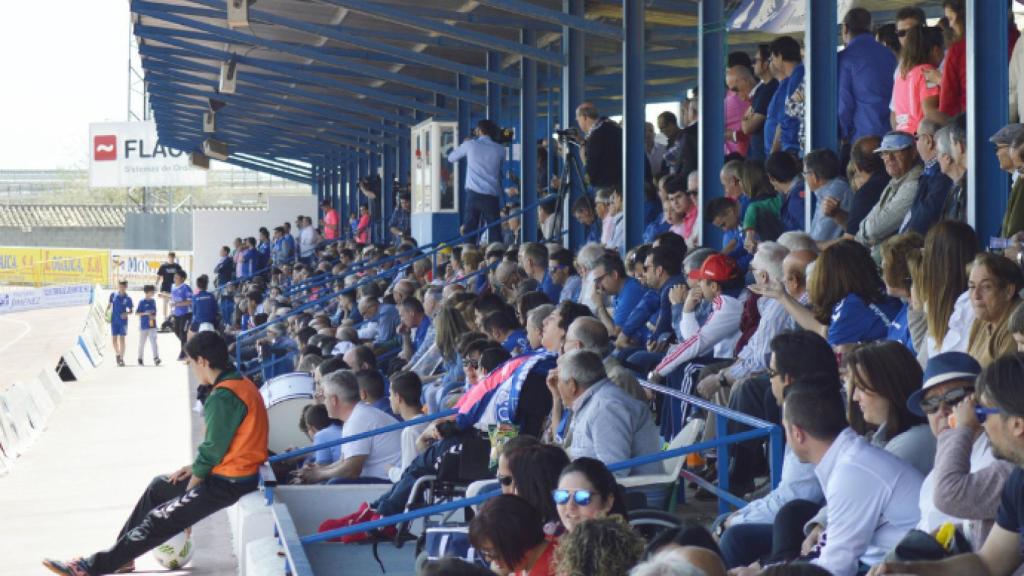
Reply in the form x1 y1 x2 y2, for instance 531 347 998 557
266 378 784 575
232 191 563 365
268 409 457 463
298 425 770 546
214 264 273 296
286 191 559 298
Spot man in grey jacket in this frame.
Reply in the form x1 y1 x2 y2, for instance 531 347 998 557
554 349 661 476
855 132 922 257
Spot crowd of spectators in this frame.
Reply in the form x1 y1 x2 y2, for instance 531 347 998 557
162 3 1024 576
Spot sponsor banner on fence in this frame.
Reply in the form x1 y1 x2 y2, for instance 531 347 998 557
89 121 207 188
0 284 93 315
0 247 110 286
110 250 193 288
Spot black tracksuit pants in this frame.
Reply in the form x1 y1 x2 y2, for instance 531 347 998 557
86 474 255 574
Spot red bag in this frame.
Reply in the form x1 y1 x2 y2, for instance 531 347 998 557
317 501 397 544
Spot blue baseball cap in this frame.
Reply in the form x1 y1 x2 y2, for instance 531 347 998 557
907 352 982 417
874 131 916 153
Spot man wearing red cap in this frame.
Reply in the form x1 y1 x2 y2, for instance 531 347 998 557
648 253 743 382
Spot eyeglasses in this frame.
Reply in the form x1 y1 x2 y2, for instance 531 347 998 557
918 386 974 415
497 474 514 487
463 358 480 369
975 406 1003 424
593 272 608 285
553 489 593 507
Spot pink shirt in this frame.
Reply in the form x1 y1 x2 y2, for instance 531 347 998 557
891 64 939 135
600 214 614 246
724 91 750 155
670 205 699 244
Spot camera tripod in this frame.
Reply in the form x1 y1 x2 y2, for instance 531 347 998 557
551 136 591 242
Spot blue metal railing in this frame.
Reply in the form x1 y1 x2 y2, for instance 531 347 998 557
264 379 782 575
231 192 560 369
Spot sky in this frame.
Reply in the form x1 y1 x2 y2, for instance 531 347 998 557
0 1 129 170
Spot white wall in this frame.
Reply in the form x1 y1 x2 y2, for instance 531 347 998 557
192 195 317 280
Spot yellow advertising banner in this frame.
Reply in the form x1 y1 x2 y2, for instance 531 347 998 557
0 247 110 286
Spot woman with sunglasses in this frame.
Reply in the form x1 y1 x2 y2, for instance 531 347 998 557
553 458 629 534
469 494 557 576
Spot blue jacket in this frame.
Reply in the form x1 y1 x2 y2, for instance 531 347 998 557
652 274 686 341
191 290 219 327
902 160 954 235
838 33 898 143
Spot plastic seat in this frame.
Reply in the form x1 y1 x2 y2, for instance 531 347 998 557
619 418 704 509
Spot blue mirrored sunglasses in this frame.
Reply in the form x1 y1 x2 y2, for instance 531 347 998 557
552 489 592 506
975 406 1002 424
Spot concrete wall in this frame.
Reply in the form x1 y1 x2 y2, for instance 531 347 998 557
0 227 123 249
192 194 317 280
125 213 193 251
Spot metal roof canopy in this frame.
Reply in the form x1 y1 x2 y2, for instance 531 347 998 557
133 0 944 170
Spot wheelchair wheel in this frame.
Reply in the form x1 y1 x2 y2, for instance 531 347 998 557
628 508 683 543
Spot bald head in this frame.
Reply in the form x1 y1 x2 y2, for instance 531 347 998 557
575 101 600 133
783 249 817 297
566 316 609 352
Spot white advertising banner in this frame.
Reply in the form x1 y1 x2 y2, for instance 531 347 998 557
88 121 207 188
0 284 93 315
110 250 193 288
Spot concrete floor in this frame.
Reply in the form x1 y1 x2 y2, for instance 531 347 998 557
0 296 236 575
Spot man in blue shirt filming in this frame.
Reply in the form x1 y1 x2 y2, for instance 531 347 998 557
448 119 505 244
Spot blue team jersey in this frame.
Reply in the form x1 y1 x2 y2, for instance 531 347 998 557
241 249 256 278
137 298 157 330
828 293 903 347
109 292 133 325
191 290 218 326
171 283 193 317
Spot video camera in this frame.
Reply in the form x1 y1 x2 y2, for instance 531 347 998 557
555 126 582 145
494 126 516 145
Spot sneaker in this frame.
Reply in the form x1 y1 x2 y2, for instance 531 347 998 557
116 356 125 367
42 558 92 576
114 561 135 573
154 358 162 366
137 358 144 366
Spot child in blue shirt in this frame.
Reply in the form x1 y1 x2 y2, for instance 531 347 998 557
170 270 192 360
106 280 133 367
136 284 160 366
188 274 220 334
705 196 753 274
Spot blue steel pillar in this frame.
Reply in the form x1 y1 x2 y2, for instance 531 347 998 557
382 125 396 245
399 109 411 188
520 28 538 243
622 0 645 254
806 0 837 153
487 52 503 125
458 74 472 218
348 157 358 231
699 0 726 249
563 0 586 250
342 153 350 229
968 0 1009 237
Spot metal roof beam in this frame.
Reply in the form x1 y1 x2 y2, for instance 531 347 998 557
314 0 565 67
144 79 404 139
473 0 622 41
182 0 520 89
141 58 415 126
188 0 516 89
588 46 696 67
400 6 562 31
132 0 480 104
150 98 382 152
155 115 352 159
138 38 451 117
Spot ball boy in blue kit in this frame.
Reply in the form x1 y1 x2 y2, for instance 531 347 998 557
106 280 133 367
189 274 220 335
136 285 161 366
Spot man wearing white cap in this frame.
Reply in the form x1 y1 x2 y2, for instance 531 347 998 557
855 131 922 257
